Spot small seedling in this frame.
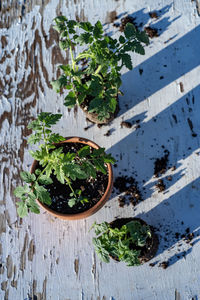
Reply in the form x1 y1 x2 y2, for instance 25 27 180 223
14 112 115 217
91 220 151 266
51 17 149 121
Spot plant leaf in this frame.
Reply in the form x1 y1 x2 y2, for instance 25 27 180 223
121 53 133 70
14 185 29 198
64 91 76 108
38 175 53 185
35 184 51 205
16 201 28 218
124 23 136 39
78 145 90 158
20 171 36 183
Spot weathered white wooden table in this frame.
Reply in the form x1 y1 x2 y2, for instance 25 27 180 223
1 1 200 299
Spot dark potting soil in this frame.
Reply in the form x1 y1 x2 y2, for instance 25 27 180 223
154 149 169 177
120 121 132 128
119 16 139 32
149 11 159 19
114 176 143 207
144 26 159 38
155 179 166 193
110 218 159 264
37 143 108 214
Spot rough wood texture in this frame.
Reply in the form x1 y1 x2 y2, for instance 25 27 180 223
1 0 200 299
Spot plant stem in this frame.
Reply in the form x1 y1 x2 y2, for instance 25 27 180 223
42 123 49 154
66 31 76 72
95 65 102 75
64 176 76 197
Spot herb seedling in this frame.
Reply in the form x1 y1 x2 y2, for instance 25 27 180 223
14 112 115 218
51 17 149 122
91 220 151 266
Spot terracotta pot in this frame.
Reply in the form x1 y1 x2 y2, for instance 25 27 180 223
30 137 113 220
110 217 159 264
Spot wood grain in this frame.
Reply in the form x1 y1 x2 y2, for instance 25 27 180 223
1 0 200 299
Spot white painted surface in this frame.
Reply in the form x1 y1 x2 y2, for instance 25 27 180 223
0 0 200 299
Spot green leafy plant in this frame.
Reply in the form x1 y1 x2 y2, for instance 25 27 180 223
91 219 152 266
14 112 115 218
51 17 149 122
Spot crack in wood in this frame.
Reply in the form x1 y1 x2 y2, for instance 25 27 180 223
6 255 13 279
28 239 35 261
20 232 29 271
1 280 7 291
74 258 79 277
0 213 6 235
195 0 200 16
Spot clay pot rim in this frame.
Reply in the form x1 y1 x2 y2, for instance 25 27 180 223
30 136 113 220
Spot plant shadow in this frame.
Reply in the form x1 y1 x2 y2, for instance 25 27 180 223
119 24 200 116
137 177 200 267
108 83 200 263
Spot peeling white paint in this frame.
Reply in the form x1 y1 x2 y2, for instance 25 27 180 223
1 0 200 299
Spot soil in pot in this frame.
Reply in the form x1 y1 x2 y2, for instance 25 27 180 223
110 217 159 264
36 142 109 215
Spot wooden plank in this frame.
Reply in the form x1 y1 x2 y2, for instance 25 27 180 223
1 0 200 299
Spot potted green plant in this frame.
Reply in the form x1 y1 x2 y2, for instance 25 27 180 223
91 218 158 266
51 16 149 124
14 112 115 220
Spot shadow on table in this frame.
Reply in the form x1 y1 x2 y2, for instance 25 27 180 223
108 83 200 265
137 177 200 267
109 84 200 197
119 25 200 116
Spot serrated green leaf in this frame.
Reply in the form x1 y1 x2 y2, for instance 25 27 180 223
45 164 53 178
14 185 29 198
51 75 68 92
20 171 36 183
35 184 51 205
93 222 110 235
93 20 103 39
121 53 133 70
16 201 28 218
93 158 107 174
59 40 70 50
91 148 105 157
119 35 126 44
124 23 136 39
103 153 116 164
108 97 117 113
38 112 62 127
78 145 90 158
55 165 65 184
76 32 91 45
51 80 62 92
27 194 40 214
135 43 145 55
54 16 68 23
35 169 41 176
59 64 71 75
68 197 76 207
64 91 76 108
38 175 53 185
28 133 41 145
82 161 96 178
27 120 42 131
136 31 149 45
48 133 65 144
79 21 93 32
